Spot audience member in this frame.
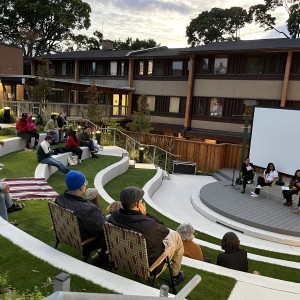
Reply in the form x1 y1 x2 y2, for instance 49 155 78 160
108 186 185 285
240 158 255 194
176 223 203 261
86 188 100 207
0 182 25 223
37 135 70 174
44 114 60 143
35 114 44 126
16 113 33 151
217 232 248 272
57 112 68 142
251 162 278 198
107 201 122 215
26 114 40 148
78 126 97 158
55 171 107 256
282 169 300 207
65 130 83 163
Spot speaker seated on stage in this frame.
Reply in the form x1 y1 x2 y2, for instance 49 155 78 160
282 169 300 207
240 158 255 194
251 162 278 198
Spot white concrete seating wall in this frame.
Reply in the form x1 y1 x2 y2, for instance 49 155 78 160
34 147 90 180
0 133 46 157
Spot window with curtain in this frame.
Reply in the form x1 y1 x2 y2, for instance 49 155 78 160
210 98 223 116
147 96 155 111
172 61 183 76
214 57 228 74
169 97 180 113
110 61 117 75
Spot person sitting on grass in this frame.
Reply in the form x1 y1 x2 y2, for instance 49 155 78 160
217 232 248 272
108 186 186 285
55 171 107 263
0 182 25 225
37 135 70 174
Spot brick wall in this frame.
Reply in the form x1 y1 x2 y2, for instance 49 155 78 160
0 44 23 75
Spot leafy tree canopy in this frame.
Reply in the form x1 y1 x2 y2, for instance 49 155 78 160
113 37 160 50
0 0 91 57
186 7 249 46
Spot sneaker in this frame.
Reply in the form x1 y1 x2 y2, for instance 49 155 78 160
251 191 255 195
256 185 262 189
7 203 25 213
173 270 185 285
284 202 292 206
10 221 18 226
251 194 259 198
78 159 82 164
0 163 4 167
241 190 245 194
24 148 33 151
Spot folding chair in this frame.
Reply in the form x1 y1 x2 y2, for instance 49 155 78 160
48 202 97 262
103 222 176 293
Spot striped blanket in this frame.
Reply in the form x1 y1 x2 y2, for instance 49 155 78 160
2 177 59 200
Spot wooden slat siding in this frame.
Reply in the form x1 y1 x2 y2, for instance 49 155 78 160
124 132 247 171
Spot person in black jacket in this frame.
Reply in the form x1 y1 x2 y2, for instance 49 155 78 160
240 158 255 193
55 171 106 255
108 186 185 285
217 232 248 272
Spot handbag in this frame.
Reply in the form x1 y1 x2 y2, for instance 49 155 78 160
67 155 78 166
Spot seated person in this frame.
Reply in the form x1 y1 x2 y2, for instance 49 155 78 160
251 162 278 198
107 201 122 215
37 135 70 174
78 126 97 158
55 171 107 256
108 186 185 285
0 182 25 224
282 169 300 207
86 188 100 207
217 232 248 272
26 114 39 148
44 114 60 143
64 130 83 163
176 223 203 261
16 113 33 151
57 112 68 142
240 158 255 193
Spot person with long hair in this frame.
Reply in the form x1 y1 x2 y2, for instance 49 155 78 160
65 129 83 163
282 169 300 206
251 162 278 198
217 232 248 272
240 158 255 194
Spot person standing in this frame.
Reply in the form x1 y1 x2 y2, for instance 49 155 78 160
251 162 278 198
16 113 32 151
37 135 70 174
240 158 255 193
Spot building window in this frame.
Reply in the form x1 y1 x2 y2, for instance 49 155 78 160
247 56 263 74
154 61 164 76
110 61 117 76
214 57 228 74
139 61 144 75
121 62 125 76
92 62 96 75
210 98 223 116
96 62 104 75
266 54 281 74
172 61 183 76
148 60 153 76
147 96 155 111
61 62 66 75
169 97 180 113
243 99 258 115
200 58 209 73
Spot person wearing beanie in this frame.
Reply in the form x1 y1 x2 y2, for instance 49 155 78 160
37 135 70 174
85 188 100 207
108 186 185 285
54 171 107 258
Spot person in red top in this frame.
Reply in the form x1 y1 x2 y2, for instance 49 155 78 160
26 114 39 148
65 129 83 163
16 113 32 151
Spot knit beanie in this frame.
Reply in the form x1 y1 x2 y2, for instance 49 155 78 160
65 170 86 191
86 188 98 201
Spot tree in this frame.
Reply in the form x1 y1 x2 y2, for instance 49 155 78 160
248 0 300 38
186 7 249 46
0 0 91 57
113 37 160 50
128 95 152 133
84 84 105 124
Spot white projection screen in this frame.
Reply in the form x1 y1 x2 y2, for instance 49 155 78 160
250 107 300 176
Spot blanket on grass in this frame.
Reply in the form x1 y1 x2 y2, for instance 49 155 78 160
1 177 59 200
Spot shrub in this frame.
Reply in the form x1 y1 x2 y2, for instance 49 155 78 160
0 127 16 135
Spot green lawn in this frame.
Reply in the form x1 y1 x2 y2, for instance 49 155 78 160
0 149 299 299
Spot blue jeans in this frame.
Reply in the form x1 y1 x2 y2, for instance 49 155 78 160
40 157 70 174
0 192 13 221
80 140 95 152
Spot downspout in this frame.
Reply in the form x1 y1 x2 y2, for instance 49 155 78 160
280 51 292 107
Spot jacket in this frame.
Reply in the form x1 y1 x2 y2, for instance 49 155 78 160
66 135 79 148
44 119 58 132
16 118 28 132
37 140 53 162
55 191 106 240
108 208 169 264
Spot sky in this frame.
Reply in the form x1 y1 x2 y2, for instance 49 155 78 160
82 0 289 48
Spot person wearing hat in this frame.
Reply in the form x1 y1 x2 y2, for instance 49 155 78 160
16 113 33 151
85 188 100 207
108 186 185 285
54 171 106 255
